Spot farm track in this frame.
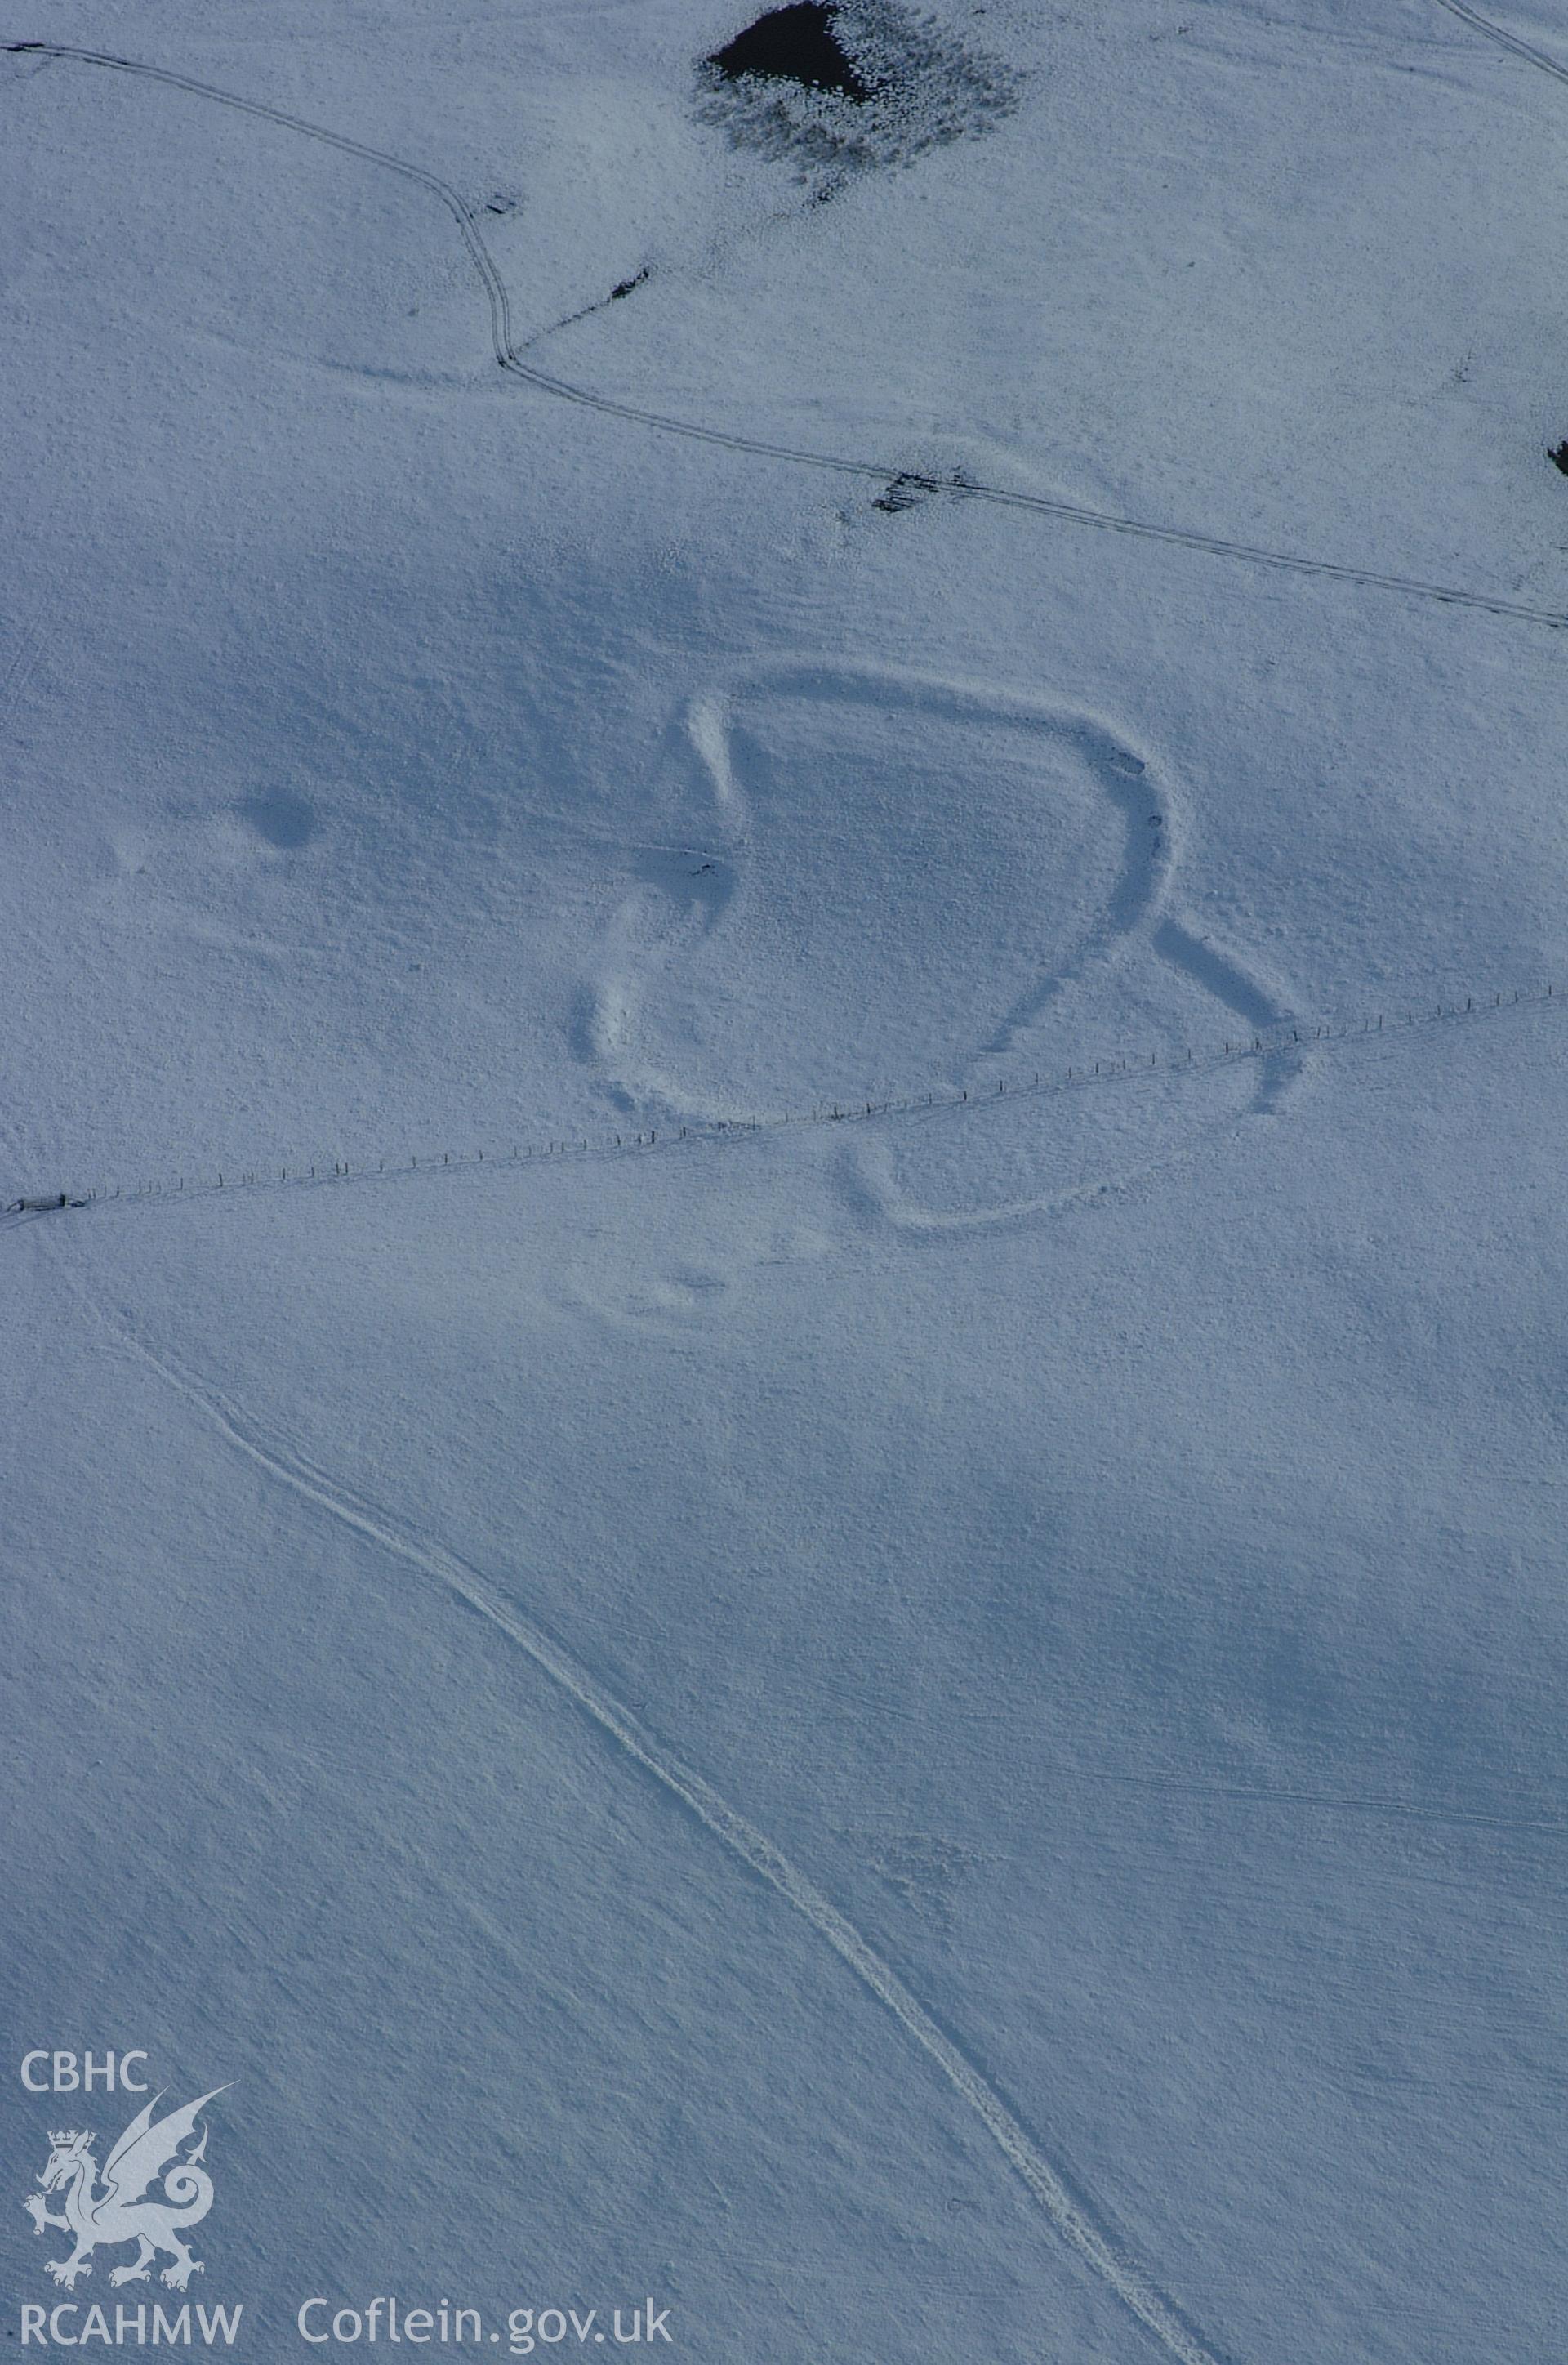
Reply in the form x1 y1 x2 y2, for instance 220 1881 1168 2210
7 32 1568 631
37 1237 1227 2365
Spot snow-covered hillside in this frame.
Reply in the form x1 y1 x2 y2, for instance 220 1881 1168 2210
3 4 1566 2360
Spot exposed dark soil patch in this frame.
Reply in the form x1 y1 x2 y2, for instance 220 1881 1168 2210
698 0 1020 184
708 4 872 103
872 466 979 512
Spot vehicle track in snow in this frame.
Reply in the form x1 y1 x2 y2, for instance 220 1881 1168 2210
1430 0 1568 87
29 1230 1227 2365
5 34 1566 633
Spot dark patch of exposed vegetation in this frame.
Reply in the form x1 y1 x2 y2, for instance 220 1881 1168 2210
872 466 979 514
698 1 1021 185
708 4 872 104
872 471 932 512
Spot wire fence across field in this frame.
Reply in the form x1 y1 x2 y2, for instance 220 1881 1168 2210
7 979 1560 1224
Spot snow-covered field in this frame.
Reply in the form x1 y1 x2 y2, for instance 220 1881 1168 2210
3 3 1566 2358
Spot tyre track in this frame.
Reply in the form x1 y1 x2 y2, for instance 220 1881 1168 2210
36 1228 1226 2365
1431 0 1568 87
6 36 1566 633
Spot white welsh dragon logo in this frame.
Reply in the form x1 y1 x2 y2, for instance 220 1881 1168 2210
24 2088 229 2291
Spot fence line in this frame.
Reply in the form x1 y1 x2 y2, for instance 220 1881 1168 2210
5 978 1560 1225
